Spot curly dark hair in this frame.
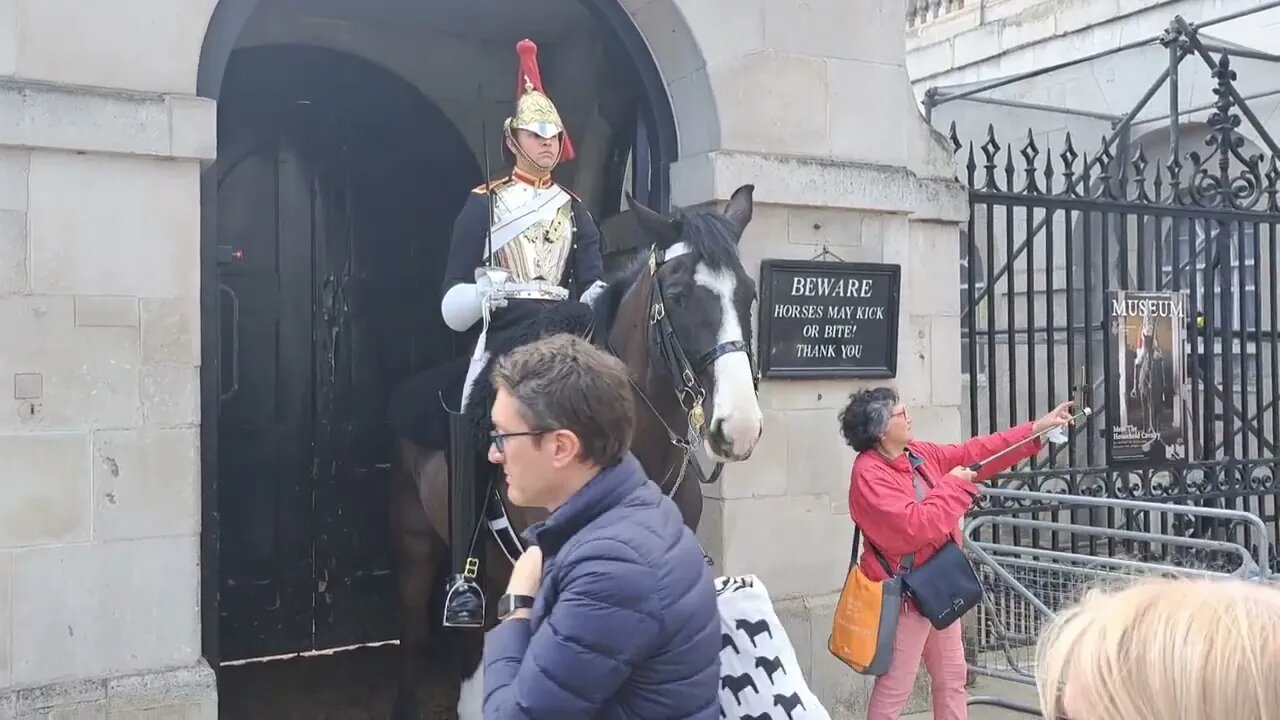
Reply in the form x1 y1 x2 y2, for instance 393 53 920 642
838 387 899 452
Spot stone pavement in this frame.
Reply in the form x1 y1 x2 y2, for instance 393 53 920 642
217 644 457 719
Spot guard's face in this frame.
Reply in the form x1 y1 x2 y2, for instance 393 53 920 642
489 387 554 507
509 129 561 170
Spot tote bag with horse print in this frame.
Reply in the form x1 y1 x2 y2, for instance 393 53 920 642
714 575 831 720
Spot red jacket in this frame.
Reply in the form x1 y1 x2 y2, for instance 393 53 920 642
848 423 1042 581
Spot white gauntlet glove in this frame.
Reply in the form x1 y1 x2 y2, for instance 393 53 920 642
579 279 608 308
474 267 510 313
440 267 511 332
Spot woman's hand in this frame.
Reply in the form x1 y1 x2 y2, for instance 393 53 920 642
1032 400 1075 436
949 466 978 483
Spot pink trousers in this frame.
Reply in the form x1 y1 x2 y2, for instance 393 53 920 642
865 603 968 719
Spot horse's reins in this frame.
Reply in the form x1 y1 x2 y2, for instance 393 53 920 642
614 244 760 497
483 242 759 570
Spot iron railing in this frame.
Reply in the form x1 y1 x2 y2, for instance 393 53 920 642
952 25 1280 570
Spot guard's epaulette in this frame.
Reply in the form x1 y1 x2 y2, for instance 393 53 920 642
472 177 514 195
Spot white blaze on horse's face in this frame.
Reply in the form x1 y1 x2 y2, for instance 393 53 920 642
692 259 764 462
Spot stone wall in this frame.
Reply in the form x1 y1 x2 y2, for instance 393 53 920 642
0 0 966 717
632 1 969 715
0 70 217 717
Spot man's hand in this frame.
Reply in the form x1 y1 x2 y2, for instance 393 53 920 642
1032 400 1075 436
506 545 544 598
949 466 978 483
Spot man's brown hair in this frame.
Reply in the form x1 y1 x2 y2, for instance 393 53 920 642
490 333 635 467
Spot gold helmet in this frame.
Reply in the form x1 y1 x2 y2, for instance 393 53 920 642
505 39 576 163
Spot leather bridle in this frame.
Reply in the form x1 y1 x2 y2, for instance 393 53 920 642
487 242 761 569
622 244 761 496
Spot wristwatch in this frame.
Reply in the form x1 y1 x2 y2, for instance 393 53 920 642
497 593 535 621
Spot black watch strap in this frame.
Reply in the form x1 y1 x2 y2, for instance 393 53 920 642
498 593 535 620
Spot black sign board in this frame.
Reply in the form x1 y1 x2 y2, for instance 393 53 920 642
758 259 901 379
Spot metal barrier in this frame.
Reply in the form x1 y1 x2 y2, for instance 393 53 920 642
961 488 1275 699
968 696 1042 717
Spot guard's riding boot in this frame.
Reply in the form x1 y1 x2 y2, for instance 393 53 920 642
444 408 486 628
442 559 485 628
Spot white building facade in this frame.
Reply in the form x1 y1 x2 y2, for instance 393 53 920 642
0 1 967 717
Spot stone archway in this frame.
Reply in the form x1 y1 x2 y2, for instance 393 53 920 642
196 0 690 209
194 0 698 687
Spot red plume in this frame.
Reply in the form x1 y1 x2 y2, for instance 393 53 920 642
513 39 575 162
515 39 544 96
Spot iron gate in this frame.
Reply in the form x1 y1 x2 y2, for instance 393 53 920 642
949 21 1279 574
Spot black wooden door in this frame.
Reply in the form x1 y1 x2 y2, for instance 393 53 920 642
216 140 316 661
308 160 398 651
211 43 480 664
216 136 397 662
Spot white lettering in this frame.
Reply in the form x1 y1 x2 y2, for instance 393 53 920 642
788 275 876 298
796 344 837 359
773 304 825 319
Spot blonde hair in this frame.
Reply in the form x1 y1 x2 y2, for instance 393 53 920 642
1036 576 1280 720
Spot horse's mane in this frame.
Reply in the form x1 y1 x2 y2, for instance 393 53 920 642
591 211 741 345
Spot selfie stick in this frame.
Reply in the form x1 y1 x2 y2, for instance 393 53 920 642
967 406 1093 473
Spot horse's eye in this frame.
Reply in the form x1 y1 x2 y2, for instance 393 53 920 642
667 291 685 307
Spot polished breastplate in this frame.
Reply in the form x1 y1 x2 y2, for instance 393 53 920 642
487 180 574 285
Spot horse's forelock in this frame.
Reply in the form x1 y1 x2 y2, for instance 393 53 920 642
673 211 742 272
591 208 747 343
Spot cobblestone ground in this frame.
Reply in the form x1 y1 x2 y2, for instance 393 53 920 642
217 644 459 719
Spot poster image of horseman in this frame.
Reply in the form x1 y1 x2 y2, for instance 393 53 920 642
1106 289 1190 466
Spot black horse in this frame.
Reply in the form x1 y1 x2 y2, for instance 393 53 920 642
389 185 765 718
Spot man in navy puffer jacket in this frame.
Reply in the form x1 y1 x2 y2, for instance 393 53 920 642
481 333 720 719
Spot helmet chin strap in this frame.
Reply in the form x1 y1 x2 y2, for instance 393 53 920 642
506 125 563 176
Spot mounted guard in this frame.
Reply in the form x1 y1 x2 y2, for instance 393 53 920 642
387 37 607 630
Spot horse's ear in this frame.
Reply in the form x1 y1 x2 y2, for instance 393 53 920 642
625 192 681 248
724 184 755 239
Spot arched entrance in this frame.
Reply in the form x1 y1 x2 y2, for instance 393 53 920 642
212 43 480 666
196 0 680 712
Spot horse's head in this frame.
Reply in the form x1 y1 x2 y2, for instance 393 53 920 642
612 184 764 463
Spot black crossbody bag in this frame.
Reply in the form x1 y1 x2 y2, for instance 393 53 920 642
865 469 985 631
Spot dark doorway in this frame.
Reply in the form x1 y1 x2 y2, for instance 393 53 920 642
212 44 480 663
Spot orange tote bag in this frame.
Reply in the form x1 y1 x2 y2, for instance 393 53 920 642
828 525 906 676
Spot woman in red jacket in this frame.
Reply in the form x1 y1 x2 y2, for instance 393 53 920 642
839 387 1073 720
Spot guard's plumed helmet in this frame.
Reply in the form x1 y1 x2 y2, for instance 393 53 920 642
504 39 576 163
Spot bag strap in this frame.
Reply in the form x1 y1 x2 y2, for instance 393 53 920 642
852 469 928 576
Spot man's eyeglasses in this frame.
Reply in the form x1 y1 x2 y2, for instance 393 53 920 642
490 430 548 453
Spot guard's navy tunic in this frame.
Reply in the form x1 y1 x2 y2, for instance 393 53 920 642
385 173 604 451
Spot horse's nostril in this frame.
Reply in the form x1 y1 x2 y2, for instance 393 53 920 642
710 418 726 442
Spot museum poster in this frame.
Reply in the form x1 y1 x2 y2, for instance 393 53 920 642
1106 289 1191 466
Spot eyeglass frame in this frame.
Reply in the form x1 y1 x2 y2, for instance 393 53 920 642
489 429 550 453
